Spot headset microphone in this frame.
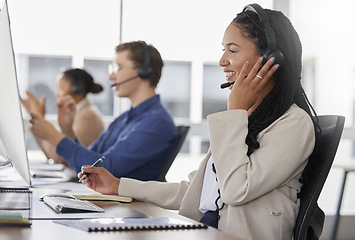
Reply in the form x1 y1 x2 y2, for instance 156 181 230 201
220 81 235 89
111 75 139 88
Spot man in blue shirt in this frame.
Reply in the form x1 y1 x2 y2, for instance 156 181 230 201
29 41 177 181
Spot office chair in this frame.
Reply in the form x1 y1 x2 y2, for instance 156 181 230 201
157 125 190 182
294 115 345 240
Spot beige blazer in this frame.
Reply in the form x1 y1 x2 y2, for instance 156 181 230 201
119 104 315 240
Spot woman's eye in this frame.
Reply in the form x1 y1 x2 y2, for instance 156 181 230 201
222 48 236 53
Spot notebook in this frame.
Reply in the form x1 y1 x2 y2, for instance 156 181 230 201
54 217 207 232
0 187 32 226
66 190 132 203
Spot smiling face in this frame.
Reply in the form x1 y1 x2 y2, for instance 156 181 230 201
219 23 261 86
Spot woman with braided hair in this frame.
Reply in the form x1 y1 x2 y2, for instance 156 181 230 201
78 4 319 239
21 68 105 165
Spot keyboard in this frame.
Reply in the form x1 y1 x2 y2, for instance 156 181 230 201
43 196 105 213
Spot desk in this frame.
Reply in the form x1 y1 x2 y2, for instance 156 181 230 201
0 185 241 240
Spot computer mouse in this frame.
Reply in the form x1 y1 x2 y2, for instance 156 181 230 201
39 193 76 201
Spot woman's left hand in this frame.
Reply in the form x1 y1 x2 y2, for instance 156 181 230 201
228 56 279 111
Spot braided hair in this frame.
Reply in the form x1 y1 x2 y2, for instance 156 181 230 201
232 9 320 184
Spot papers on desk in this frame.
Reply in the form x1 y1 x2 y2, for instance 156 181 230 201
66 190 133 203
30 163 66 178
30 164 78 185
30 163 65 172
54 217 207 232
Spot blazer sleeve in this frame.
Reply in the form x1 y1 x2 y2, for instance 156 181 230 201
207 106 315 205
119 170 198 210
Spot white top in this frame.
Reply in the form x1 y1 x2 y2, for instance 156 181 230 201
199 155 220 213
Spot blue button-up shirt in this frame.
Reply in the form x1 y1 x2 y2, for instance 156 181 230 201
57 95 177 181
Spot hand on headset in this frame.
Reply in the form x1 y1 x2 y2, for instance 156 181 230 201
227 57 279 111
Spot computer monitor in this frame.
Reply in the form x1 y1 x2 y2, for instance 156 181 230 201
0 0 31 185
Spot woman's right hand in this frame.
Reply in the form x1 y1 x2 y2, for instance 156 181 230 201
78 166 120 195
20 90 46 117
228 57 279 111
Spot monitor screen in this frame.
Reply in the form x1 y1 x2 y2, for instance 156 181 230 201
0 0 31 185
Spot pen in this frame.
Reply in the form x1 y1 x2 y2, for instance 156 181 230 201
78 156 105 182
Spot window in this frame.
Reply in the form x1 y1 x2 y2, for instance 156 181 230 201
18 55 72 115
17 55 72 150
202 63 229 118
158 61 191 118
84 59 114 116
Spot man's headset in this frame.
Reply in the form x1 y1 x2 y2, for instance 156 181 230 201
243 3 284 66
137 40 153 79
111 41 153 88
220 4 284 89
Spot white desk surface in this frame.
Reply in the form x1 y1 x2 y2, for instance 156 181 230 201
0 181 241 240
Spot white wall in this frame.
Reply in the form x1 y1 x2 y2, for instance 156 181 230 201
5 0 120 58
291 0 355 121
119 0 272 62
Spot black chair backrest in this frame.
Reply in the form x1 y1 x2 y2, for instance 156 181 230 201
157 125 190 182
294 115 345 240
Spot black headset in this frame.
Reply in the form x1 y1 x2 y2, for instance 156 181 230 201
71 82 83 94
64 72 83 94
137 41 153 79
243 4 284 66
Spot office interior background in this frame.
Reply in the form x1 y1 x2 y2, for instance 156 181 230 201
2 0 355 238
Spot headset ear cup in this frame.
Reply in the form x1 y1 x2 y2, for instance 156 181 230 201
138 65 153 79
71 84 82 94
137 41 153 80
262 49 284 66
244 4 284 67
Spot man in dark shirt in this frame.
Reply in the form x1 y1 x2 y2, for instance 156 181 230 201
30 41 177 181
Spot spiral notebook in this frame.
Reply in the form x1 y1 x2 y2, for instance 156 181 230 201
0 187 32 227
54 217 207 232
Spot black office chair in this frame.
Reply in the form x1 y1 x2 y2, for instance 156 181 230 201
157 125 190 182
294 115 345 240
